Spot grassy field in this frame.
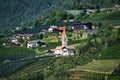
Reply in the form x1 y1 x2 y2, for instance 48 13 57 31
70 59 120 74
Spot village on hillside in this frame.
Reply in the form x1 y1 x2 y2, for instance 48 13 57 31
2 4 120 57
3 22 95 57
0 1 120 80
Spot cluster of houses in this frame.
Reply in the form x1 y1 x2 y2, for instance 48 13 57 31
47 26 75 56
39 25 64 35
39 24 94 56
3 38 21 46
3 22 96 56
3 22 94 47
40 22 94 35
3 34 45 48
106 4 120 13
13 34 34 39
84 4 120 15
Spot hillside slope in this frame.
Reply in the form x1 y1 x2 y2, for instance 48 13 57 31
85 11 120 25
0 0 118 32
0 0 74 31
80 0 117 8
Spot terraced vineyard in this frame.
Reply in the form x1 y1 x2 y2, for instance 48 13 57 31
68 70 106 80
71 59 120 74
0 55 55 79
0 55 33 61
0 59 36 77
11 58 54 79
66 59 120 80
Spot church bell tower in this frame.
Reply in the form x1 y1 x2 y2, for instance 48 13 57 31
62 27 67 47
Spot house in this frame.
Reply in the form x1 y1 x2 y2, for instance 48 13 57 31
16 27 22 30
11 38 18 43
39 29 48 35
14 34 34 39
48 26 63 34
12 41 21 46
100 8 106 12
86 9 96 15
53 27 63 34
27 41 45 48
3 39 21 46
47 49 55 55
72 22 93 32
106 8 117 13
68 19 74 22
27 42 39 48
54 46 63 55
54 46 75 56
72 24 86 32
48 26 57 32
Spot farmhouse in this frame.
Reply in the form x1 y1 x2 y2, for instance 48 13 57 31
48 26 63 34
3 38 21 46
48 26 57 32
14 34 34 39
86 9 96 15
54 46 75 56
12 41 21 46
11 37 18 43
39 29 48 35
27 41 45 48
72 22 93 32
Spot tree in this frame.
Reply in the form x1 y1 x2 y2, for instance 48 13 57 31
39 34 43 40
80 10 86 16
98 22 102 28
74 15 81 22
96 5 100 13
67 14 74 20
28 72 44 80
0 33 5 38
118 28 120 37
59 10 68 20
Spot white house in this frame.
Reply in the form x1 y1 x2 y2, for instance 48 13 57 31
54 46 63 55
27 42 39 48
11 38 18 43
54 46 75 56
48 26 57 32
27 41 45 48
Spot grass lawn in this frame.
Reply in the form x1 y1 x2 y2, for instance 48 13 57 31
70 59 120 74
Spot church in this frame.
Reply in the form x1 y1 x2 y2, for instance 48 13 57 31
54 26 75 56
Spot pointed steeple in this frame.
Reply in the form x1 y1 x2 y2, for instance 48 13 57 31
62 26 67 47
62 27 66 36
